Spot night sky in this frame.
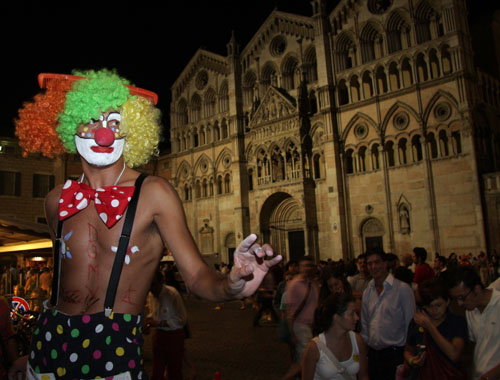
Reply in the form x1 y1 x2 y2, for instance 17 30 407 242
2 1 495 147
1 1 312 144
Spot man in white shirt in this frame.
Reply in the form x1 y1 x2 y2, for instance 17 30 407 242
448 266 500 380
146 271 187 380
361 249 416 380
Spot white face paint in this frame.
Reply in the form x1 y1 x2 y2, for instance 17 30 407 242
75 135 125 166
75 111 124 167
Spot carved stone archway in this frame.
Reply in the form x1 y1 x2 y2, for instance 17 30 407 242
260 192 305 261
360 217 385 252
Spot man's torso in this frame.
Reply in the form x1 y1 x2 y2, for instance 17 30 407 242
47 175 167 316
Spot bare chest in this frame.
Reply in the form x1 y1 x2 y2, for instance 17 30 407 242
54 205 163 315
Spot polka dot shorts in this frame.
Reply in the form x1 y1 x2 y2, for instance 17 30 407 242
28 308 147 379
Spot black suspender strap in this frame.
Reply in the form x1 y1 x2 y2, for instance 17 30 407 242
104 173 147 316
49 220 64 307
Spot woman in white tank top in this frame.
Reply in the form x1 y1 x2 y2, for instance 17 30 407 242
302 293 369 380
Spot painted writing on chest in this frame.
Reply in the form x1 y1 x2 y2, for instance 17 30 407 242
87 223 98 259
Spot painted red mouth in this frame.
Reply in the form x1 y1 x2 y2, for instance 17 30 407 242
91 146 114 153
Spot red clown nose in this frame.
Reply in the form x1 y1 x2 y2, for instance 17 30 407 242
94 127 115 147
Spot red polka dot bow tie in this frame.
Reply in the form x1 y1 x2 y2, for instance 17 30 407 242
58 180 135 228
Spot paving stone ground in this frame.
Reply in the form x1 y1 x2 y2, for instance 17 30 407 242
143 296 291 380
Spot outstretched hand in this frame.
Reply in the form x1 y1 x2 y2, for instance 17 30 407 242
228 234 282 298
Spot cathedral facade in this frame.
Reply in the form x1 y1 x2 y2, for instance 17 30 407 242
166 0 500 262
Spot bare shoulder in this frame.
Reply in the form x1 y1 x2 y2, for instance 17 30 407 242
45 184 64 234
304 339 320 360
143 175 177 197
140 175 184 216
355 332 367 351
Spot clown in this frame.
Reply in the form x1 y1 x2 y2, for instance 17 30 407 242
10 69 282 380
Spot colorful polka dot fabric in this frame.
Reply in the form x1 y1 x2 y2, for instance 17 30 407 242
58 180 135 228
28 308 146 379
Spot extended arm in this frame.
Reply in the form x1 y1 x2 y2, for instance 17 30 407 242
150 177 281 301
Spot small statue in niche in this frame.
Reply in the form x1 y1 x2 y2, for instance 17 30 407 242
399 206 410 234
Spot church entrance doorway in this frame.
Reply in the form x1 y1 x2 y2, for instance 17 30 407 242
361 218 384 253
288 230 305 262
260 192 305 261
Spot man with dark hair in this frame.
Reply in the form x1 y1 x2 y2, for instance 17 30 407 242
348 253 371 296
448 266 500 380
361 248 416 380
394 253 414 284
412 247 434 285
434 255 448 279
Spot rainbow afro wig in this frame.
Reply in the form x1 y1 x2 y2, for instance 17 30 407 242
15 69 162 168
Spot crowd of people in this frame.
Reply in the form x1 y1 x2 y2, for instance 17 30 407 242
250 248 500 380
2 249 500 380
0 263 53 310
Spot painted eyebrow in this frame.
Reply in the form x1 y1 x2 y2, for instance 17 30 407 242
107 112 121 121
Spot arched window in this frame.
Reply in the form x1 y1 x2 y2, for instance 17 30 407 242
224 174 231 193
362 72 374 98
202 179 208 197
195 180 201 198
200 126 206 145
376 67 388 94
387 11 410 53
358 146 367 172
398 138 408 165
360 23 383 63
193 128 199 147
209 178 214 196
282 56 299 91
389 62 401 90
191 94 202 123
336 32 357 71
286 142 301 180
429 49 440 79
350 76 361 102
304 46 318 83
426 132 438 158
401 58 413 87
441 45 452 74
221 119 228 139
219 82 229 113
184 184 190 201
338 79 349 105
271 146 285 182
206 125 212 144
309 90 318 114
411 135 423 162
415 1 443 44
439 130 449 157
345 149 354 174
385 141 396 167
177 99 188 127
257 148 270 185
416 53 428 82
371 144 380 170
452 131 462 154
214 121 220 141
243 71 257 108
313 154 322 178
204 88 216 118
261 62 278 92
216 176 223 194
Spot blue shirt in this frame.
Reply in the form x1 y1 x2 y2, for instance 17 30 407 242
361 273 416 350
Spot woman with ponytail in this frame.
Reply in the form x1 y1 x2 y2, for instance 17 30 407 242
302 293 369 380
